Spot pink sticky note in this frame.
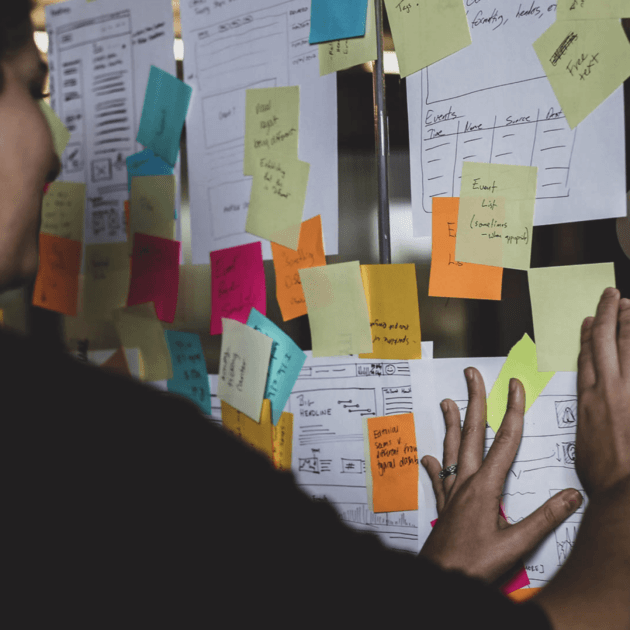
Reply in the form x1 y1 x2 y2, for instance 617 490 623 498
128 232 181 323
210 242 266 335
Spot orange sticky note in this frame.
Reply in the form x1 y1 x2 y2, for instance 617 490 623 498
272 411 293 471
367 413 418 513
428 197 503 300
32 233 82 316
222 399 273 461
271 215 326 321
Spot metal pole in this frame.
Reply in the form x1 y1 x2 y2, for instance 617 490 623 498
373 0 391 265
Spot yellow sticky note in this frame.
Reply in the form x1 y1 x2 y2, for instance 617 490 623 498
455 162 537 271
246 154 310 250
557 0 630 20
244 87 299 176
38 100 71 158
533 19 630 129
299 261 373 357
130 175 176 248
222 399 274 461
529 263 616 372
487 334 555 433
320 0 378 75
384 0 471 78
272 411 294 471
40 182 85 242
359 264 422 360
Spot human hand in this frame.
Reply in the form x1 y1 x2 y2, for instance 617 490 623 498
419 368 582 583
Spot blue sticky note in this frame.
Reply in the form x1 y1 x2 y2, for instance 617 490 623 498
165 330 212 415
246 308 307 425
309 0 368 44
126 149 173 192
137 66 192 167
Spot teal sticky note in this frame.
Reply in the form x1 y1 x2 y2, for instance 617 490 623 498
246 308 307 425
165 330 212 415
126 148 173 192
310 0 368 44
137 66 192 167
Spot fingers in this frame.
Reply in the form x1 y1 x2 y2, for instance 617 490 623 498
456 368 488 482
618 297 630 377
440 399 462 493
590 288 620 382
577 316 596 397
422 455 446 513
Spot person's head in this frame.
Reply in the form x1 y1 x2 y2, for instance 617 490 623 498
0 0 60 292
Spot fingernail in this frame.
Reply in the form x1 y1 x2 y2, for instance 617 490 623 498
565 490 582 509
604 287 617 297
440 400 449 412
582 317 593 329
465 368 475 383
509 378 517 394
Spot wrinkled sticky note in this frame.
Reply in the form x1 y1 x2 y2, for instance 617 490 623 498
246 154 310 250
534 19 630 129
429 197 503 300
529 263 616 372
128 233 181 324
221 399 274 461
130 175 176 247
244 87 299 176
384 0 471 78
272 411 294 470
83 242 130 321
320 0 377 75
246 308 307 424
165 330 212 415
137 66 192 166
367 413 418 513
218 318 273 421
299 261 372 357
40 182 86 242
557 0 630 20
309 0 368 44
487 334 555 433
210 242 266 335
271 215 326 321
455 162 537 271
32 234 82 316
126 148 173 192
112 302 173 382
359 264 422 360
39 100 71 158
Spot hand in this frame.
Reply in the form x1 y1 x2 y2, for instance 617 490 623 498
419 368 582 584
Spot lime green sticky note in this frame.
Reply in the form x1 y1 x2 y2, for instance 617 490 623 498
533 19 630 129
455 162 537 271
487 334 555 433
40 182 86 242
130 175 176 248
246 154 310 250
299 261 373 357
557 0 630 20
384 0 471 78
529 263 616 372
39 101 71 158
320 0 377 75
244 87 299 176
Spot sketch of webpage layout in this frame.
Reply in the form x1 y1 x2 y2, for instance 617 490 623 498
180 0 338 262
45 0 179 245
407 0 626 237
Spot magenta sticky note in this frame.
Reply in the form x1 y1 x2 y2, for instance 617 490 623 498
128 232 181 323
210 242 266 335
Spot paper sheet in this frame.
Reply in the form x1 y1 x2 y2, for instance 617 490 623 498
406 0 627 236
222 399 274 460
272 411 294 470
126 149 173 192
40 182 86 242
180 0 338 261
556 0 630 20
38 101 71 158
309 0 368 44
129 175 177 247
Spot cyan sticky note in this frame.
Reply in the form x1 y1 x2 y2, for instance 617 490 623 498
310 0 368 44
165 330 212 415
126 149 174 192
137 66 192 167
246 308 307 425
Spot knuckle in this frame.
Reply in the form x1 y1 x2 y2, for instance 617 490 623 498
542 503 560 528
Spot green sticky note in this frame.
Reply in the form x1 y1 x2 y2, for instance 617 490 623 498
299 261 373 357
320 0 377 75
246 154 310 250
40 182 85 242
529 263 616 372
455 162 537 271
533 19 630 129
557 0 630 20
244 87 299 176
487 334 555 433
384 0 471 78
38 100 71 158
130 175 176 249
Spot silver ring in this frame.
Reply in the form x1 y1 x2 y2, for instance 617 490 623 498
438 464 458 479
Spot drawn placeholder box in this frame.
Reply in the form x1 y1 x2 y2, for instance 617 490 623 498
209 179 253 241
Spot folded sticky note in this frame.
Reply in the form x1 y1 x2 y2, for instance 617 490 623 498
272 411 294 471
309 0 368 44
556 0 630 20
130 175 177 247
39 100 71 158
126 148 174 192
40 182 86 242
221 399 274 461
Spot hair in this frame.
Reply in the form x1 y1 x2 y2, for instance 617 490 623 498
0 0 35 91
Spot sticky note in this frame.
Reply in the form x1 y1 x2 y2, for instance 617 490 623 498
137 66 192 167
246 308 307 424
367 413 418 513
359 264 422 360
210 242 266 335
130 175 176 247
272 411 294 471
126 148 173 192
165 331 212 415
244 87 299 176
83 242 130 321
112 302 173 382
487 334 555 433
533 19 630 129
309 0 368 44
455 162 537 271
271 215 326 321
529 263 616 371
38 100 71 158
221 399 274 461
32 234 82 316
246 154 310 250
556 0 630 20
429 197 503 300
299 261 372 357
40 182 86 242
384 0 471 78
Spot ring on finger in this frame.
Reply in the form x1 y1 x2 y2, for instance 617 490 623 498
438 464 458 479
